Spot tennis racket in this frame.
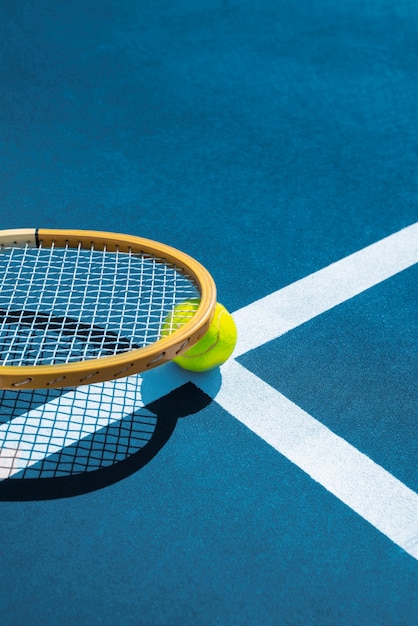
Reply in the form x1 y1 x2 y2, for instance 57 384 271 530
0 228 217 389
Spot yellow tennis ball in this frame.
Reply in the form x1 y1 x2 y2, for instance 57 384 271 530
164 300 237 372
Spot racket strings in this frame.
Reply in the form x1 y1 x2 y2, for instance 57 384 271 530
0 242 199 367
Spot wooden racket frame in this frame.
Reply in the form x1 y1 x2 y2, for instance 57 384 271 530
0 228 217 389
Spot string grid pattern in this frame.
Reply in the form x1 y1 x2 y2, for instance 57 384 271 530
0 377 155 480
0 243 199 366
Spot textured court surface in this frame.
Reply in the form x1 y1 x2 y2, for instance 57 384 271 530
0 2 417 624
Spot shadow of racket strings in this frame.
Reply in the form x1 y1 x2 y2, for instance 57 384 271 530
0 376 212 500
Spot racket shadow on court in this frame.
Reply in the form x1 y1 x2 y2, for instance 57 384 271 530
0 369 221 501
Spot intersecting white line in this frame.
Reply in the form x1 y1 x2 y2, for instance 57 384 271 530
145 222 418 559
215 222 418 560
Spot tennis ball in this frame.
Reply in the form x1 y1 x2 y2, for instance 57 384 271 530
164 300 237 372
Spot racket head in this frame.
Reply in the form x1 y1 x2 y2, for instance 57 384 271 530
0 228 217 389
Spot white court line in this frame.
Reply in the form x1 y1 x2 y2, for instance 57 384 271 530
208 360 418 561
218 222 418 559
233 222 418 356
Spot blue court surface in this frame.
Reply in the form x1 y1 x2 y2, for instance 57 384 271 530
1 1 417 624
